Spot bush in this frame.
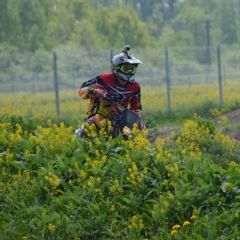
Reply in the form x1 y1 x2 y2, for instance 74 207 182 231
0 115 239 239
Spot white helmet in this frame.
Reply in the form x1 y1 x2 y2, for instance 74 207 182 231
111 45 142 83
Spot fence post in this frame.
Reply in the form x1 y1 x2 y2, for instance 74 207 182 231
165 47 171 114
53 52 60 123
217 45 223 108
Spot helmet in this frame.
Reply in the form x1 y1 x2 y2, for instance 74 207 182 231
111 45 142 83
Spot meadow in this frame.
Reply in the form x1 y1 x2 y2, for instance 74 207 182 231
1 81 240 128
0 82 240 239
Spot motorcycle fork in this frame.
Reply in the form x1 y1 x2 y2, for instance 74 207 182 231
109 116 120 138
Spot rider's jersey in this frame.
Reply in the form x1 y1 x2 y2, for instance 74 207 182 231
78 73 142 120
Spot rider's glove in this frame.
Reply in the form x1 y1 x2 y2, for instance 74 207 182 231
93 89 106 98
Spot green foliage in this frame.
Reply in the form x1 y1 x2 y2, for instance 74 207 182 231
0 115 39 133
112 8 149 48
1 0 239 52
70 19 105 50
69 0 94 21
143 109 182 128
0 115 239 239
47 5 75 46
17 0 50 51
143 99 221 129
215 0 238 44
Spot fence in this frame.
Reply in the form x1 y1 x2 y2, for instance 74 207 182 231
0 45 240 116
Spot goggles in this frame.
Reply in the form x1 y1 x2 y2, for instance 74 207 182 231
118 65 137 74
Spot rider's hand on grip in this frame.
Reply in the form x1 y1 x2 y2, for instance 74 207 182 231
104 93 113 102
93 89 106 98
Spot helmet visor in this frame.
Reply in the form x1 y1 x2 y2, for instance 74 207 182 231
119 65 137 74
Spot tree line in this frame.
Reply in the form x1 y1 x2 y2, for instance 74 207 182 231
0 0 239 53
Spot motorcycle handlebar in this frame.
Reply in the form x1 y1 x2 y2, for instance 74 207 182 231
104 94 124 113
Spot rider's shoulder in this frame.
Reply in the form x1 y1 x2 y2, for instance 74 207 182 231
131 80 140 88
99 72 114 80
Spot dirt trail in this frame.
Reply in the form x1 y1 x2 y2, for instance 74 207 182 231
215 108 240 141
148 109 240 142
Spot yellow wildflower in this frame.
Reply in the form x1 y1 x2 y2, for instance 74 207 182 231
110 205 115 212
172 224 181 230
96 177 101 183
183 221 190 226
190 215 197 220
171 230 177 235
48 223 56 231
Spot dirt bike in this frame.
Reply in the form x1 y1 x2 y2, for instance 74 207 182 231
75 94 142 139
104 94 142 138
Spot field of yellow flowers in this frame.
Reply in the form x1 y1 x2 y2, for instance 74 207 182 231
0 113 240 239
0 82 240 239
1 81 240 128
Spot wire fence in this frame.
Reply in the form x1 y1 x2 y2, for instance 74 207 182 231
0 45 240 116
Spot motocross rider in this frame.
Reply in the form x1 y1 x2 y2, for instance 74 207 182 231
75 45 145 138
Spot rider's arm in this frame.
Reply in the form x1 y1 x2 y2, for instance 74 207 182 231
79 86 106 99
78 87 96 99
78 76 107 99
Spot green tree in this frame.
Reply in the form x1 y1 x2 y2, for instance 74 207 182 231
93 4 149 49
146 3 164 37
170 4 209 46
109 7 149 48
1 0 239 52
159 27 194 47
70 20 102 50
0 0 22 47
47 0 95 48
215 0 238 44
47 5 75 46
69 0 94 21
17 0 50 51
94 5 117 48
177 0 239 45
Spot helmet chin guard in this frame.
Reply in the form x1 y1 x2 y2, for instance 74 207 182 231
112 69 135 83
